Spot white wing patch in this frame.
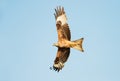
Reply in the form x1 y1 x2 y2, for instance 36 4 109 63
57 14 67 26
53 62 64 69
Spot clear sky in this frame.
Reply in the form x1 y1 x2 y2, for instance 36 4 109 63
0 0 120 81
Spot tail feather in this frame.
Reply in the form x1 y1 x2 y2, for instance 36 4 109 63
72 38 84 52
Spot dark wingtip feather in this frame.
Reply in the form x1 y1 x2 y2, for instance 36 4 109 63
54 6 65 20
50 65 61 72
53 66 61 72
54 13 57 19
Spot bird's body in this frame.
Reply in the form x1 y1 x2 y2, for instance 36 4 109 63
52 6 84 72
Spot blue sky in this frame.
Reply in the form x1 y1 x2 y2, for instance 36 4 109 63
0 0 120 81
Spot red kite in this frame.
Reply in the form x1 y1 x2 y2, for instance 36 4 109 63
52 6 84 72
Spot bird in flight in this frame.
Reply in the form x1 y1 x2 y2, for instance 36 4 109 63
51 6 84 72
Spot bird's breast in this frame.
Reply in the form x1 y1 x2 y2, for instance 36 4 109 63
58 40 70 48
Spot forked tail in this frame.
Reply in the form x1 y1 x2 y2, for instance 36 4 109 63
72 38 84 52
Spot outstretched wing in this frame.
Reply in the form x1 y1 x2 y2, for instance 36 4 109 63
53 48 70 72
54 6 71 41
52 6 71 72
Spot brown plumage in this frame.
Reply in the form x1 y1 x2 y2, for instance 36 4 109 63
52 6 84 72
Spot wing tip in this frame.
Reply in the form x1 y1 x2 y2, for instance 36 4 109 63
54 6 65 19
50 62 64 72
49 66 61 72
